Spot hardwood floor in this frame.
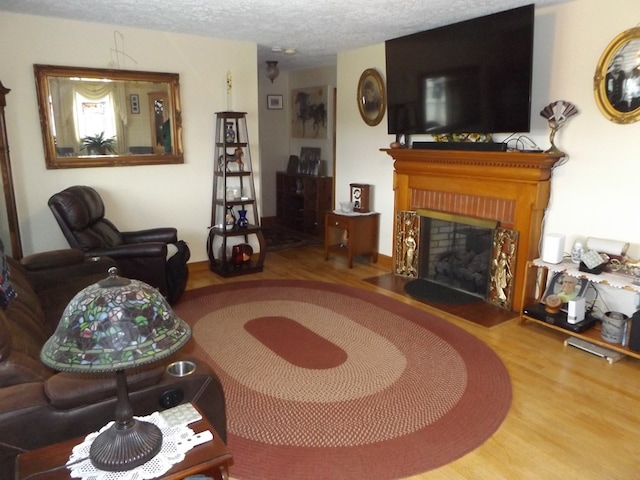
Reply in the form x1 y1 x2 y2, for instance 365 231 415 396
186 246 640 480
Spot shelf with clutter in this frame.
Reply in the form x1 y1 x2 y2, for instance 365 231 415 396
521 236 640 362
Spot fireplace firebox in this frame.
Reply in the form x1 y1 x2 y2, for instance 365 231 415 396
419 212 497 299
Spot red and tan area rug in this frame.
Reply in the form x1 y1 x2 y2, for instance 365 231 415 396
175 280 512 480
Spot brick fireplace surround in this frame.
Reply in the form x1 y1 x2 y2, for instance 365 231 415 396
383 148 563 312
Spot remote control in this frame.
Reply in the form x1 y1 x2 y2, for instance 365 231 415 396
160 402 202 427
176 430 214 453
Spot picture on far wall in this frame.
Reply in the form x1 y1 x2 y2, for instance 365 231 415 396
291 86 328 139
299 147 321 175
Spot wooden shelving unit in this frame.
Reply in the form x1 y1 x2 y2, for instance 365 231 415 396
276 172 333 237
207 112 265 277
520 259 640 360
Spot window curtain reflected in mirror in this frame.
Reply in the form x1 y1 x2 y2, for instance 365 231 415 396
50 77 127 155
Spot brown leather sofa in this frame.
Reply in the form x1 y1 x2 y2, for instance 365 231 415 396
48 185 190 304
0 248 226 479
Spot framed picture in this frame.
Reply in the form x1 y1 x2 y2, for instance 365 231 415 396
291 86 328 139
286 155 299 174
357 68 386 126
299 147 321 175
267 94 283 110
129 94 140 114
541 272 589 309
594 26 640 124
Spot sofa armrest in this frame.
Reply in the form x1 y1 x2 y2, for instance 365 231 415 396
121 228 178 244
44 365 165 410
0 357 226 480
20 248 85 271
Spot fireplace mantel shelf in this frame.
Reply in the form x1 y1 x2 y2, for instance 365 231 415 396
382 148 564 182
385 147 565 312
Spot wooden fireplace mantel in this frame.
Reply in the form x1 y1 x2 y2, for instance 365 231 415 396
382 148 564 312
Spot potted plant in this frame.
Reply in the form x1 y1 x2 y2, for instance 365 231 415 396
80 132 117 155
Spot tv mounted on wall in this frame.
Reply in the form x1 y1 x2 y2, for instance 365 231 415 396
385 4 535 137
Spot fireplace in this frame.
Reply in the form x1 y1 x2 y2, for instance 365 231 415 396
419 210 497 300
384 148 563 312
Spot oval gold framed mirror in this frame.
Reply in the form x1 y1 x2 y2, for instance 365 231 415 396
357 68 386 126
34 64 184 168
593 27 640 124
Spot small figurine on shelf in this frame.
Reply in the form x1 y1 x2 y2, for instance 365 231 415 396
225 206 236 229
217 147 244 172
225 122 236 143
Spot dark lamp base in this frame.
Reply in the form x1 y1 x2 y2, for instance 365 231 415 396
89 419 163 471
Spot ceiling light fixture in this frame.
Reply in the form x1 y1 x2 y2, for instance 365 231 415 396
265 61 279 83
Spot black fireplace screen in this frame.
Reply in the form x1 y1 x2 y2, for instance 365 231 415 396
419 217 494 299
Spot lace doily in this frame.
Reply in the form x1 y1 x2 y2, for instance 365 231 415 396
67 411 200 480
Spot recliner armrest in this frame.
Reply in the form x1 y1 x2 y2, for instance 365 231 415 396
122 228 178 244
88 242 168 258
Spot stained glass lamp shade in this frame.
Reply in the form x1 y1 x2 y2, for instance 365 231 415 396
40 267 191 471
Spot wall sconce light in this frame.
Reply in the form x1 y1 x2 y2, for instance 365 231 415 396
265 61 279 83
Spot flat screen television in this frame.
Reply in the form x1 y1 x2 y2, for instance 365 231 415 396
385 4 534 136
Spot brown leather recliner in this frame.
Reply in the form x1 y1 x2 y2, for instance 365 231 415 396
0 248 226 480
48 185 189 304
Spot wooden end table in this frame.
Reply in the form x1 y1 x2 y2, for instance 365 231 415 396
15 407 232 480
325 211 380 268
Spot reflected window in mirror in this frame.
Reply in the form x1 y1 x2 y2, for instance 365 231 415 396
34 65 184 168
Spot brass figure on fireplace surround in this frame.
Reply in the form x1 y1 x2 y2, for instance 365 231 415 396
489 228 519 310
395 211 420 277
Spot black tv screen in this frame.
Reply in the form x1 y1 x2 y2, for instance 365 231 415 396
385 4 534 135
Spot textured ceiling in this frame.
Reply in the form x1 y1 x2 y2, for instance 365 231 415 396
0 0 567 71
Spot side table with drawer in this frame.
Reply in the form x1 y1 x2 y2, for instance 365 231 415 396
324 211 380 268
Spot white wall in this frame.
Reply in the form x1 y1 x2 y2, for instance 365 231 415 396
336 43 395 255
258 65 337 218
337 0 640 257
336 0 640 313
0 12 258 262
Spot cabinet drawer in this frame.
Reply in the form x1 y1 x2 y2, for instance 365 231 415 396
327 214 349 230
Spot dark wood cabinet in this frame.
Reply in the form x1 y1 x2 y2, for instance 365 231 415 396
276 172 333 236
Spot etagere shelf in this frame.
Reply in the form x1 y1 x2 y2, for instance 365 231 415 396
207 112 265 277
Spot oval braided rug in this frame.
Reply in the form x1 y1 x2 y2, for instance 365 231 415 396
175 280 512 480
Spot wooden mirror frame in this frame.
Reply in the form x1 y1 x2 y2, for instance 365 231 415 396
0 81 23 258
593 27 640 124
34 64 184 169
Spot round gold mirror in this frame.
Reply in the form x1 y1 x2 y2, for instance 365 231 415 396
357 68 386 126
593 27 640 124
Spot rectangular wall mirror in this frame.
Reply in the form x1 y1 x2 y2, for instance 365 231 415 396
34 64 184 169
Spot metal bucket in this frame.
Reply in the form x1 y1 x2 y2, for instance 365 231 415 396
601 311 629 344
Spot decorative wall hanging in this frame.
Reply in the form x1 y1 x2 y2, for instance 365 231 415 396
594 26 640 124
267 94 283 110
539 100 579 156
357 68 386 126
291 86 328 138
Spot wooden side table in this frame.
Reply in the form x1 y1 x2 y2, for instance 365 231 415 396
15 408 232 480
325 211 380 268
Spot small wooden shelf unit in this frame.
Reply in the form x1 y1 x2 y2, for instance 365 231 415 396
520 259 640 360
